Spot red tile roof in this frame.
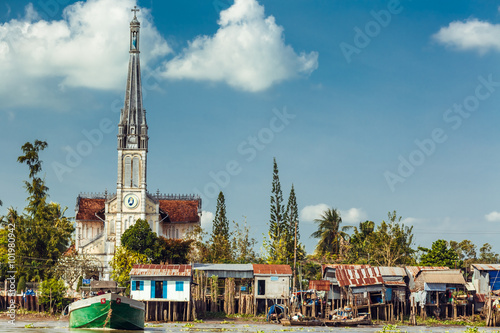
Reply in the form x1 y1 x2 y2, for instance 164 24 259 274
309 280 331 291
130 264 192 277
159 199 200 223
76 197 105 221
336 267 384 287
253 264 292 275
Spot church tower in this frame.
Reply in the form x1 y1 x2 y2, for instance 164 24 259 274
116 7 148 247
74 7 201 281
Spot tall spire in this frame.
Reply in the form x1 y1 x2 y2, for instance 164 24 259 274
118 6 148 150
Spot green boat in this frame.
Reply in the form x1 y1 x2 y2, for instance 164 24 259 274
68 292 145 329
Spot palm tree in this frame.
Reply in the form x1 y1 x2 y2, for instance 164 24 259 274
311 208 352 256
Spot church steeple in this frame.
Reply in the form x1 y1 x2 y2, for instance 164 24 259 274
118 6 148 151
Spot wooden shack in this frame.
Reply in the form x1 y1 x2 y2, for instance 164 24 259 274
253 264 292 315
408 267 467 320
130 264 193 321
322 264 370 310
471 263 500 311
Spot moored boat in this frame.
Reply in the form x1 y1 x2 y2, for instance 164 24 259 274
69 292 145 330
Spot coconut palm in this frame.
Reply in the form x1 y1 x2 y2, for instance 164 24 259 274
311 208 352 256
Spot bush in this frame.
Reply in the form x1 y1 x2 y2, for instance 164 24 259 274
39 278 67 313
76 276 83 292
17 276 26 294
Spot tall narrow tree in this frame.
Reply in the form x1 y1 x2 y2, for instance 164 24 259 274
2 140 74 281
285 184 304 289
209 191 232 263
267 158 286 263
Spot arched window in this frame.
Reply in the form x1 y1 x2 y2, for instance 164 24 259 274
124 156 132 187
132 157 140 188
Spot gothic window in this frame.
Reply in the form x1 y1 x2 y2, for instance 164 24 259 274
124 156 132 187
132 157 140 188
175 228 179 239
110 219 115 234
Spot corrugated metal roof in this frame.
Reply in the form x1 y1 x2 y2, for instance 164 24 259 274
253 264 292 275
384 280 407 286
193 263 254 278
471 264 500 271
309 280 331 291
405 266 449 278
130 264 192 277
336 267 383 287
322 264 371 278
418 270 465 285
378 267 407 277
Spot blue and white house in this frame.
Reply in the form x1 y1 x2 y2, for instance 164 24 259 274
129 264 192 302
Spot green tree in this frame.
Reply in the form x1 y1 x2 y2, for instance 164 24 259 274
76 276 83 292
265 158 290 263
347 220 375 263
209 191 232 263
368 211 415 266
1 140 74 281
311 208 351 258
121 219 159 260
39 278 67 313
157 237 193 264
479 243 500 263
231 218 257 263
109 246 150 287
17 276 26 294
185 225 210 263
419 239 460 268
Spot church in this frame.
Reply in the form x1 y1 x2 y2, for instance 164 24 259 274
74 9 201 280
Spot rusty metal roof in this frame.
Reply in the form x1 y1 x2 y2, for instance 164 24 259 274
130 264 192 277
253 264 292 275
471 264 500 271
384 280 407 286
308 280 331 291
418 270 465 285
405 266 449 278
336 267 383 287
322 264 370 277
378 267 407 277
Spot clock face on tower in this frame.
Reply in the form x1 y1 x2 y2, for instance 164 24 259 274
124 194 139 209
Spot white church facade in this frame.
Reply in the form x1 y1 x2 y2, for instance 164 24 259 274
74 9 201 280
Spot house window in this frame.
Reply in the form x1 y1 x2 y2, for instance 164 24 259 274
258 280 266 295
176 281 184 292
133 280 143 291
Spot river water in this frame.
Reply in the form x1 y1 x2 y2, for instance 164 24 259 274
0 320 500 333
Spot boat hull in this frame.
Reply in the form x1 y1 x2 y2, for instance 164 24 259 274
69 293 145 330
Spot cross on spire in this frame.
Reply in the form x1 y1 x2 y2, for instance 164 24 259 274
131 6 139 18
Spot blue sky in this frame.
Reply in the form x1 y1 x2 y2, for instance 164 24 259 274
1 0 500 257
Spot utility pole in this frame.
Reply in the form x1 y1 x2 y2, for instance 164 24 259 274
294 218 297 292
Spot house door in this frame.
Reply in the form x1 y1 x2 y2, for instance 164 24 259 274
155 281 163 298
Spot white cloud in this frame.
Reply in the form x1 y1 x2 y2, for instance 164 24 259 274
339 208 367 224
161 0 318 92
433 19 500 53
300 203 329 222
0 0 170 108
201 210 214 229
401 217 424 225
485 211 500 222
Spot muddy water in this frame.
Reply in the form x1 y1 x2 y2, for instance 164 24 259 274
0 320 499 333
